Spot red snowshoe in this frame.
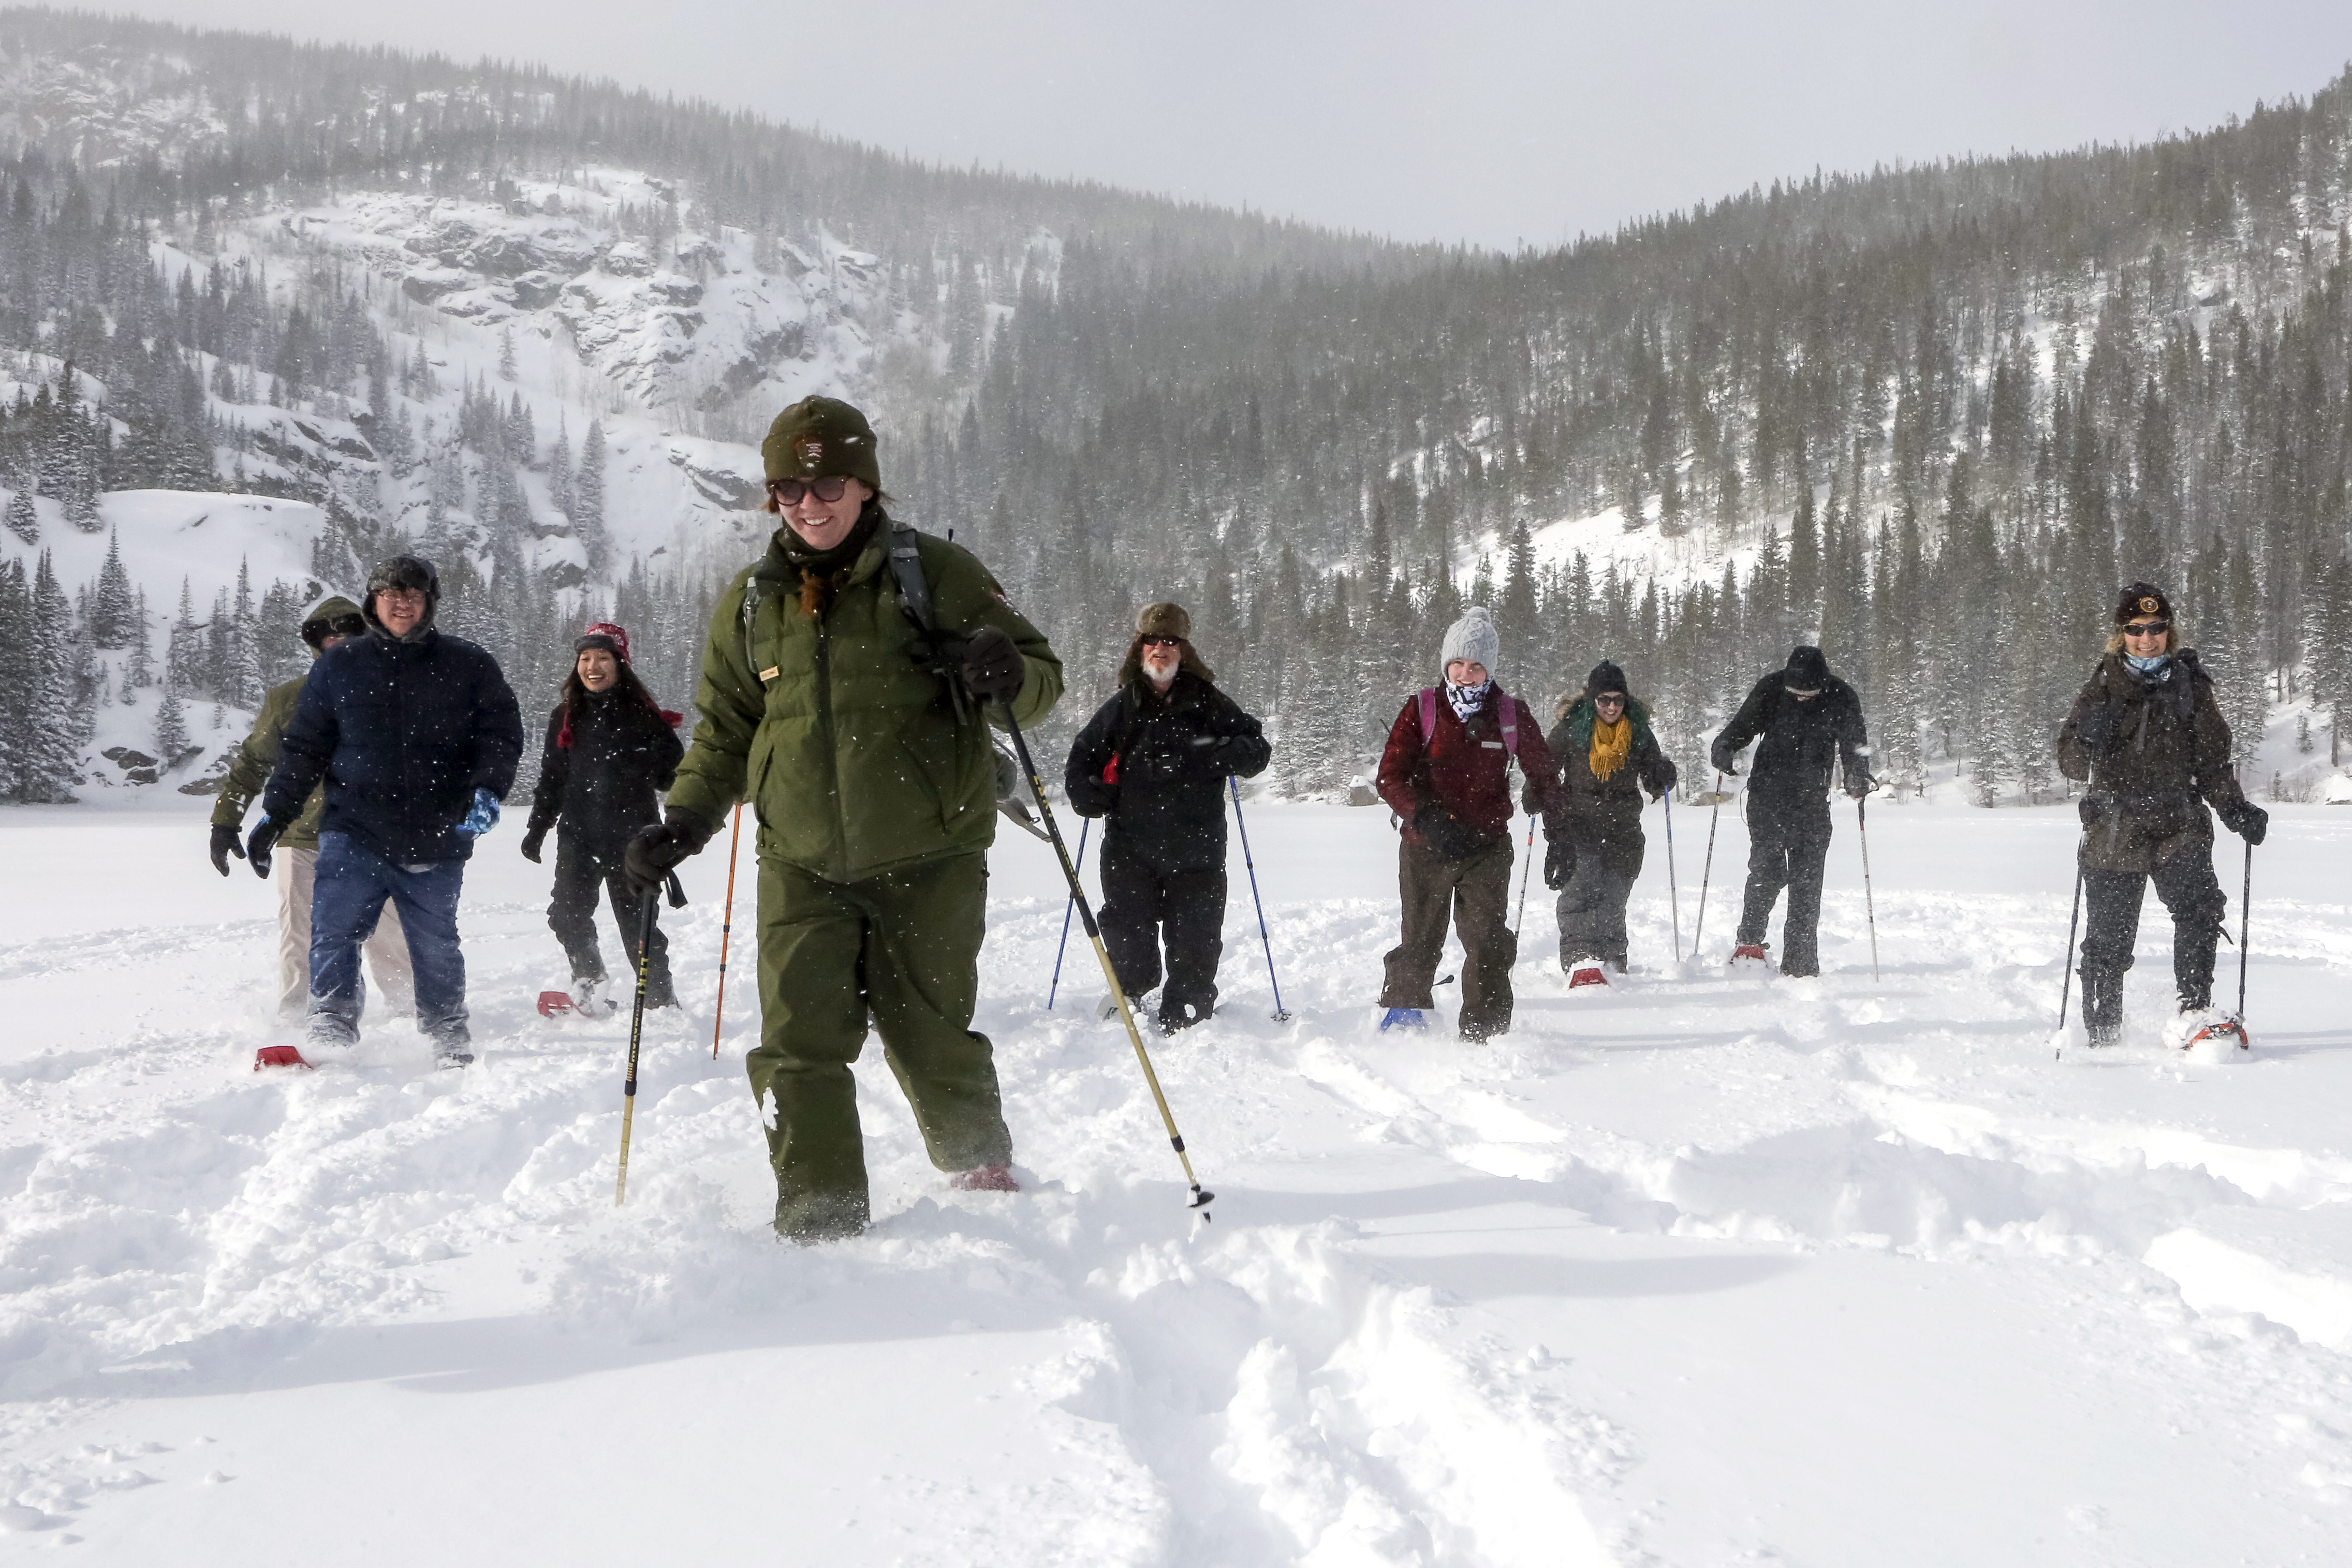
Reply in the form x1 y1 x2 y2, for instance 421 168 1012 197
536 990 576 1017
1729 943 1770 968
950 1164 1020 1193
2180 1015 2252 1054
254 1045 314 1071
1567 964 1609 989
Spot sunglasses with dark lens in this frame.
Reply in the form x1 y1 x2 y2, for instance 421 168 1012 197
308 614 368 638
2122 620 2170 637
769 476 850 506
1594 693 1626 705
1140 635 1182 649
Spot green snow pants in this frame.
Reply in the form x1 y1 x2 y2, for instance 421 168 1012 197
748 849 1014 1241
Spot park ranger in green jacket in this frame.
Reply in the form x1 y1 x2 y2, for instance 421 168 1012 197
208 594 416 1023
626 396 1062 1241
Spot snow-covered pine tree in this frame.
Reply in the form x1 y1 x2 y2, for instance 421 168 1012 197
21 550 84 801
125 588 154 688
575 419 608 570
0 558 27 794
90 525 136 647
152 680 188 767
5 485 34 543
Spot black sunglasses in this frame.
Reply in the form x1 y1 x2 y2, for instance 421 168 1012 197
307 614 368 638
2121 620 2170 637
769 476 851 506
1140 635 1183 649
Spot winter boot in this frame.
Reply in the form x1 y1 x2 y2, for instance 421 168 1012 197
571 976 615 1019
1158 999 1208 1034
2080 966 2124 1048
1378 1007 1429 1032
644 965 680 1011
950 1164 1020 1193
2164 1006 2249 1053
432 1030 476 1070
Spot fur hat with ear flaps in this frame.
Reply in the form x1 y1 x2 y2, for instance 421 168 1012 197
1119 601 1216 688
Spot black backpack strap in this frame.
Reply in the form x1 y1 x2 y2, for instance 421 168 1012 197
888 521 935 633
739 572 763 677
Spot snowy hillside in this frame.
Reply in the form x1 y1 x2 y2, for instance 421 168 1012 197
5 794 2352 1563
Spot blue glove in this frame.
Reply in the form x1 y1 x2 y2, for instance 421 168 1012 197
457 788 502 837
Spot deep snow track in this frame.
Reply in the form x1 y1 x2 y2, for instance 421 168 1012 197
4 798 2352 1565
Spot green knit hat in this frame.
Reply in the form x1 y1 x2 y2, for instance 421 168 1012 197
761 395 882 490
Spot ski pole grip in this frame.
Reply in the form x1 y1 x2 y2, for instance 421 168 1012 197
665 870 688 909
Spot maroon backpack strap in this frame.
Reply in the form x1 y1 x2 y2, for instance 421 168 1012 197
1418 687 1437 746
1497 687 1519 758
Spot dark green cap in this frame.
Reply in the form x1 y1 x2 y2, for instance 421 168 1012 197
761 395 882 490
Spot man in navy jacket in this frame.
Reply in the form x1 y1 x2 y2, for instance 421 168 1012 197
252 555 523 1067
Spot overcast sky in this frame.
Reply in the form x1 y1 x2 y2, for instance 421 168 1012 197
114 1 2352 249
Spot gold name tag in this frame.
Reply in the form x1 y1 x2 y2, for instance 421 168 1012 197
759 667 779 683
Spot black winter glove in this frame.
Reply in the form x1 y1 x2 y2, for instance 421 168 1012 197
2078 794 2110 830
1542 836 1572 891
1710 738 1740 777
624 810 713 895
209 823 246 877
1845 766 1875 800
2073 703 2119 756
1653 759 1680 801
2217 798 2269 847
245 817 285 880
1413 803 1486 864
961 625 1025 704
520 828 547 864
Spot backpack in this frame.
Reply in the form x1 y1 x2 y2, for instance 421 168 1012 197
1417 686 1519 759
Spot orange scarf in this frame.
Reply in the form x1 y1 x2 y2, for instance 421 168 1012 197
1589 715 1632 781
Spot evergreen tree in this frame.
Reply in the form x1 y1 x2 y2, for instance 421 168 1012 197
152 679 188 766
575 419 608 570
90 524 136 647
5 486 34 544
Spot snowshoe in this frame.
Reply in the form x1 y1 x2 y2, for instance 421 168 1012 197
1566 964 1609 989
1729 943 1770 969
254 1045 314 1071
2165 1007 2251 1056
949 1164 1020 1193
1378 1007 1429 1032
536 990 575 1018
434 1041 476 1070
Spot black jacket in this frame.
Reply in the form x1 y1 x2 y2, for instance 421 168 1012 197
1065 672 1271 872
2055 649 2248 873
526 690 685 846
264 626 525 863
1713 669 1869 814
1530 694 1678 879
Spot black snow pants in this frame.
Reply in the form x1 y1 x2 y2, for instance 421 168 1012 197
1734 796 1833 977
1098 837 1226 1029
2078 851 2227 1041
549 831 675 1005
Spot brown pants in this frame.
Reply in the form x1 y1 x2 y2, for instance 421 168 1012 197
1380 834 1518 1039
277 845 415 1024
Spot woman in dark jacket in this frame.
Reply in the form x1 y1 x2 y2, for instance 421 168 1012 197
1533 660 1676 980
1065 602 1270 1033
523 623 686 1013
2056 583 2267 1048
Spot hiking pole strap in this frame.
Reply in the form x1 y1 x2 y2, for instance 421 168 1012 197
712 804 743 1059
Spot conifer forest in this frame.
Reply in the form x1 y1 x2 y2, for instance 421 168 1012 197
0 7 2347 805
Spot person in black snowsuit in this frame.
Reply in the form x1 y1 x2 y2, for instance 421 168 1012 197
2055 583 2267 1046
253 555 524 1066
1710 645 1871 977
522 623 687 1013
1065 602 1271 1033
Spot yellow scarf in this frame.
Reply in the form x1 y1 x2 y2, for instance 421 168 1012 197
1589 715 1632 781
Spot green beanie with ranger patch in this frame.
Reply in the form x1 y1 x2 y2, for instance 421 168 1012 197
761 395 883 491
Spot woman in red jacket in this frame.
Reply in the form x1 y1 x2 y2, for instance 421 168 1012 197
1374 607 1563 1041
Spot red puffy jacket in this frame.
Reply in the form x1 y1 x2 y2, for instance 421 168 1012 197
1377 686 1562 845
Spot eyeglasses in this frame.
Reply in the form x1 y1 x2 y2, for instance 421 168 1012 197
1140 635 1182 649
1594 693 1626 706
376 588 428 606
2122 620 2169 638
768 476 850 506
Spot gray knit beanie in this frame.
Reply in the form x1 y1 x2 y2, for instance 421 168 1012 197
1438 605 1501 674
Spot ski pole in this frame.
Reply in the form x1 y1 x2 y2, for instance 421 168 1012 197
1691 770 1726 960
1513 811 1537 935
2054 858 2084 1060
1662 785 1682 959
1004 705 1213 1218
1229 777 1291 1022
1047 817 1090 1010
1856 794 1880 982
616 869 688 1206
710 804 743 1060
2236 838 2252 1022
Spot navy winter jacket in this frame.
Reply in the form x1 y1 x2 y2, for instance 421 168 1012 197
1065 672 1270 872
263 627 525 863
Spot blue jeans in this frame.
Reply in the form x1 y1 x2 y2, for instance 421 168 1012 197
308 832 469 1046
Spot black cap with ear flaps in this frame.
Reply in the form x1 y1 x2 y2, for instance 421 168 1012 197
361 555 440 634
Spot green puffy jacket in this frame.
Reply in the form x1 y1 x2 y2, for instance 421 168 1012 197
210 593 365 850
666 514 1062 882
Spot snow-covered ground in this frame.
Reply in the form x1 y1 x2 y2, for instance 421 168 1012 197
4 792 2351 1565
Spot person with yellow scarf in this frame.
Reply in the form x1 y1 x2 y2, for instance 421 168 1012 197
1527 661 1678 983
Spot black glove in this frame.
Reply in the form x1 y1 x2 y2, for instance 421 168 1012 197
960 625 1025 704
209 823 246 877
1412 803 1486 864
2078 794 2110 830
1845 767 1875 800
2217 798 2269 847
2073 702 2119 755
520 828 547 864
245 817 285 880
624 810 713 895
1710 739 1740 777
1654 759 1680 801
1542 836 1572 890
